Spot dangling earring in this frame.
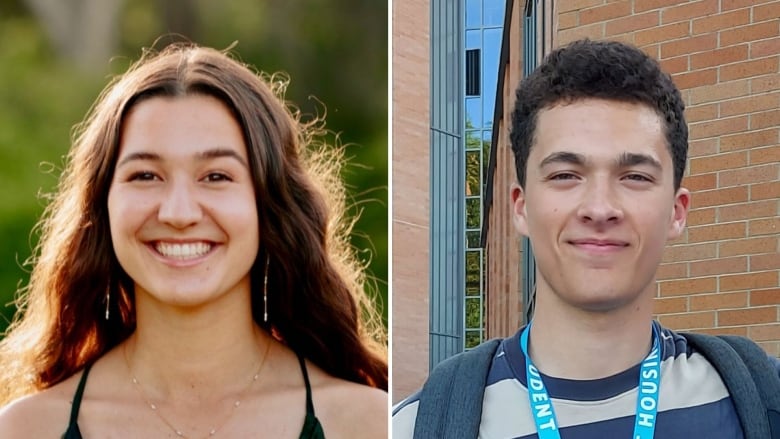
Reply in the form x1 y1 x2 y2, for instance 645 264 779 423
105 290 110 321
263 257 270 323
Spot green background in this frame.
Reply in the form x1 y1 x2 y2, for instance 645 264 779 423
0 0 388 333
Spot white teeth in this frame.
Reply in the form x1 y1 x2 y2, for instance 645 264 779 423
155 242 212 259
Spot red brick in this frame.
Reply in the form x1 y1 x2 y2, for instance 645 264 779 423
558 22 605 45
659 55 689 75
662 242 717 262
751 109 780 130
751 181 780 201
654 296 689 314
690 151 747 174
722 0 761 10
719 164 779 187
659 311 715 329
750 145 780 165
757 342 780 357
689 79 750 105
580 1 631 25
690 291 748 310
689 116 748 140
754 1 780 22
721 129 779 152
634 22 691 47
635 0 686 13
719 236 778 257
659 276 717 296
605 11 659 36
687 207 717 226
721 21 780 47
691 45 749 70
719 306 777 325
721 57 780 81
689 138 719 157
752 74 780 93
681 172 717 191
656 262 689 280
751 37 780 58
559 11 579 30
558 0 605 13
720 271 778 291
690 186 749 209
661 0 718 25
692 9 751 35
721 92 780 118
718 201 779 223
749 217 780 236
752 253 780 271
689 222 747 243
690 256 748 276
660 34 718 59
751 288 780 306
749 324 780 342
671 68 717 89
697 326 748 336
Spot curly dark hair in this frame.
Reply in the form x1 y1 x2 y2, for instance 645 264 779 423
510 39 687 190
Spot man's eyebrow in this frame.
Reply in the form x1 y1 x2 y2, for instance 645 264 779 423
539 151 586 168
115 148 249 169
616 152 662 172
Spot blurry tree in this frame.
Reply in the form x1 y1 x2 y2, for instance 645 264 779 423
23 0 124 70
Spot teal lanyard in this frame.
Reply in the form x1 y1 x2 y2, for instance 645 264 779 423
519 323 662 439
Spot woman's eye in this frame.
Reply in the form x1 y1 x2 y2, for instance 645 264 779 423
203 172 232 182
128 171 159 181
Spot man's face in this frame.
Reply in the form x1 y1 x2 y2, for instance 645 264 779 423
511 98 689 313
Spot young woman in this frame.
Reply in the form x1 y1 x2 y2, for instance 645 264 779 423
0 43 387 438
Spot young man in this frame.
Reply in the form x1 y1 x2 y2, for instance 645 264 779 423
393 39 780 438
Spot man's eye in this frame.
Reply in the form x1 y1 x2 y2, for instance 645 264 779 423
550 173 577 180
625 174 652 182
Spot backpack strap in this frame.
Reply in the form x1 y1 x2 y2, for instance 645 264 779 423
684 332 780 439
413 339 502 439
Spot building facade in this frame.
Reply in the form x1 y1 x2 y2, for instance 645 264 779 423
392 0 779 401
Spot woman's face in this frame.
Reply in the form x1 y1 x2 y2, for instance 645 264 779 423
107 94 259 308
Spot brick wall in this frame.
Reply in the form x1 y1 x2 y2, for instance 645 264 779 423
555 0 780 355
391 0 431 402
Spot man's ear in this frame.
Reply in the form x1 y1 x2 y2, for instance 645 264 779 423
511 183 530 237
668 187 690 240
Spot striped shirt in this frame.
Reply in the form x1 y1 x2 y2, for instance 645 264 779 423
393 322 744 439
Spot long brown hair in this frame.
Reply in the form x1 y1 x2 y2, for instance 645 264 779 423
0 43 387 404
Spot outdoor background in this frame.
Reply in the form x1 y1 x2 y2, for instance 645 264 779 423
0 0 389 334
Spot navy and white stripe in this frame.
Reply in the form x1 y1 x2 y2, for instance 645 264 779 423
392 322 743 439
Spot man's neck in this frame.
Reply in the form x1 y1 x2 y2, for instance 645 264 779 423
526 293 655 380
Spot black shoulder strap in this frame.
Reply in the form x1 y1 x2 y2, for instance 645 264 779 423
413 339 501 439
684 332 780 439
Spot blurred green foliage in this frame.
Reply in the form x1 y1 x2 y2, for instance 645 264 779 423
0 0 388 334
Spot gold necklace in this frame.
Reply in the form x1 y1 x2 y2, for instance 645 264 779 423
124 340 272 438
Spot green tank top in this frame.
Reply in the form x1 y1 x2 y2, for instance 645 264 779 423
62 353 325 439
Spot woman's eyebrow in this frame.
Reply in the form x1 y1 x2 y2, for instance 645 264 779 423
116 148 249 169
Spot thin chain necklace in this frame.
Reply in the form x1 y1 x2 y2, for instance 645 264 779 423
123 340 272 438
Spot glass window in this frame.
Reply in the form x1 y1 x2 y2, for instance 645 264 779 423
466 0 481 29
466 97 482 128
466 29 481 50
465 330 482 349
466 197 481 229
484 0 504 26
466 150 481 196
466 230 481 249
482 27 502 127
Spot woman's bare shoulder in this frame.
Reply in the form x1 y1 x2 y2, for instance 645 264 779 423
309 368 388 438
0 372 82 438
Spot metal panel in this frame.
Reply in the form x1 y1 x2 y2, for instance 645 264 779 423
429 0 465 368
